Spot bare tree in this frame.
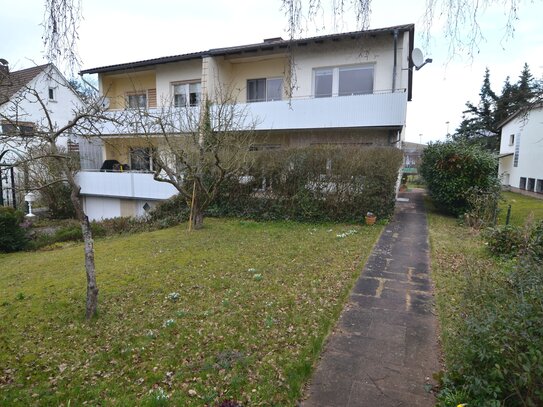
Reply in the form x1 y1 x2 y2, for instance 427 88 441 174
281 0 535 58
1 84 114 319
43 0 82 73
122 89 256 230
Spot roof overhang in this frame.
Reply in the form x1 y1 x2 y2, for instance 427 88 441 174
80 24 415 76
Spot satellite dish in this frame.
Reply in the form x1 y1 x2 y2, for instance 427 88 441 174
411 48 424 68
101 97 110 109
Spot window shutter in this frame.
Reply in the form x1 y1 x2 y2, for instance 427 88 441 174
148 89 157 108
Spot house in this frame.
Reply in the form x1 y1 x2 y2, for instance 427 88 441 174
77 24 416 220
498 104 543 197
0 62 84 207
401 141 425 175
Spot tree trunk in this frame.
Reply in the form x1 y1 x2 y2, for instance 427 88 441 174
65 169 99 319
191 190 205 230
81 215 99 319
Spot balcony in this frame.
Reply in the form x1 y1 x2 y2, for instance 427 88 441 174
95 91 407 135
76 171 178 200
244 91 408 130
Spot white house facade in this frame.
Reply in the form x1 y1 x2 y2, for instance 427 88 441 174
498 104 543 195
77 24 417 220
0 62 84 207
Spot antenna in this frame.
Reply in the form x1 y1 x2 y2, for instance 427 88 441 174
411 48 433 70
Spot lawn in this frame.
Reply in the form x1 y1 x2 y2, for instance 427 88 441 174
0 218 382 406
497 191 543 226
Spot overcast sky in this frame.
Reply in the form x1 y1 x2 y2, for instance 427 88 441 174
2 0 542 144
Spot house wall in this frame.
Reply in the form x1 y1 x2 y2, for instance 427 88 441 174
155 60 202 105
82 196 159 221
0 66 84 148
498 106 543 192
253 127 394 148
101 70 156 109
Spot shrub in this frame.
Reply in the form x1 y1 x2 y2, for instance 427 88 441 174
213 146 403 222
485 220 543 260
420 141 499 217
0 207 28 252
39 183 76 219
437 257 543 406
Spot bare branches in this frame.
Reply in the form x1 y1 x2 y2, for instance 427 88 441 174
42 0 83 73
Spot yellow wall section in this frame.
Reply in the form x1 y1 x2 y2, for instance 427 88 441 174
101 71 156 109
103 138 158 164
218 56 288 103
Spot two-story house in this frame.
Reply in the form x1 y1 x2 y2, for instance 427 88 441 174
498 104 543 196
0 62 84 207
78 24 416 220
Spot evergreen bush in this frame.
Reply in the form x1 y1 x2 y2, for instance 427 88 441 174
420 141 499 216
0 207 28 252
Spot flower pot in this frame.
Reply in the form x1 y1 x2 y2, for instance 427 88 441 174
365 215 376 225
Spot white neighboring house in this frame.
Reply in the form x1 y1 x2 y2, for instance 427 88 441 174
498 104 543 196
77 24 419 220
0 62 84 207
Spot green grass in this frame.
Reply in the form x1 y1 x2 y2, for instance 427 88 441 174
0 218 382 406
497 191 543 226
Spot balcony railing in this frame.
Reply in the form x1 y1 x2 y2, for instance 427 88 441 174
76 171 178 200
95 91 408 135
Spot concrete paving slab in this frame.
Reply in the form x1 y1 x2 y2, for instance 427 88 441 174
302 191 440 406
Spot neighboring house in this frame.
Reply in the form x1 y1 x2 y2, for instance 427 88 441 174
498 104 543 197
0 62 84 207
77 24 417 220
401 141 425 175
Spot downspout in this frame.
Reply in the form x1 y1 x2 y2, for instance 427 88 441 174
392 29 399 92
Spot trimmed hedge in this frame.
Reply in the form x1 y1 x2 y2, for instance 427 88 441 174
211 146 403 222
420 141 499 217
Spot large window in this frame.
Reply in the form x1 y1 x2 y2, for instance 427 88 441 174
314 65 374 98
127 93 147 109
173 82 201 107
247 78 283 102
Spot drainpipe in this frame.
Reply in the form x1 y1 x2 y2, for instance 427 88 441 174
392 29 399 92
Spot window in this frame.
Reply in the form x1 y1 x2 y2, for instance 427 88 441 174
48 87 56 101
127 93 147 109
314 65 374 97
508 134 515 146
247 78 283 102
338 66 373 96
314 69 333 98
130 147 153 171
173 82 201 107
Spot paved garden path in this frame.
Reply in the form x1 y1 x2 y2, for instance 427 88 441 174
302 190 441 407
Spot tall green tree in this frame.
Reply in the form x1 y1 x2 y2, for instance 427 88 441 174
454 68 500 151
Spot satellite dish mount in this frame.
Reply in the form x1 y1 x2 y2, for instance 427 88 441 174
411 48 433 71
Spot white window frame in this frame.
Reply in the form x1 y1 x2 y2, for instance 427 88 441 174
246 77 283 103
313 64 374 98
172 81 201 108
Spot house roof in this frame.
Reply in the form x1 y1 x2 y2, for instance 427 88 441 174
80 24 415 75
497 102 543 129
0 64 50 105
